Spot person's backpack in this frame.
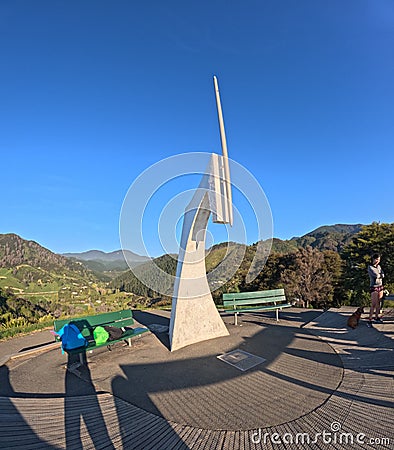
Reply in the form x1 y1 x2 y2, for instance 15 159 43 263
57 323 88 352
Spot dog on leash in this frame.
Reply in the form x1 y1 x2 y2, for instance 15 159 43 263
347 307 364 329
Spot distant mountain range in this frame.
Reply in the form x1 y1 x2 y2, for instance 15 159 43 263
62 249 150 273
63 249 149 263
0 224 364 298
111 224 365 299
63 223 364 267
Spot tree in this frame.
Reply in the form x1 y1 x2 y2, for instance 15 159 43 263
280 247 340 308
340 222 394 305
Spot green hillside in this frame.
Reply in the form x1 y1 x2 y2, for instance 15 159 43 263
112 254 177 300
270 238 298 254
112 242 257 304
2 223 393 339
0 233 99 301
111 222 394 310
290 224 363 252
0 234 146 339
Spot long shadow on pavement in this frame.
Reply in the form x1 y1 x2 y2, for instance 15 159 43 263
110 310 344 431
110 308 394 432
132 310 171 350
65 351 115 449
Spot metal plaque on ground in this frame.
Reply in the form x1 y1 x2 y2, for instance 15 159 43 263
217 349 266 371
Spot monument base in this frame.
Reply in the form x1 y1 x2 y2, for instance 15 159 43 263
170 293 229 352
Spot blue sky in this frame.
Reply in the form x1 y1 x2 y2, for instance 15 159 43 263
1 1 393 255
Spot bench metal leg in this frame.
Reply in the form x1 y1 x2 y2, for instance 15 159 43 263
276 309 279 321
79 353 83 365
234 312 238 326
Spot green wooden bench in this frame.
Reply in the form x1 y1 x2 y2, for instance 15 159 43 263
223 289 292 325
53 309 149 363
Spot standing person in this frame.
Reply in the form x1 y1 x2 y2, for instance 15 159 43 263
367 253 384 327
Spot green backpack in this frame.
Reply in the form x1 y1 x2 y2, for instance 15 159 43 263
93 326 109 345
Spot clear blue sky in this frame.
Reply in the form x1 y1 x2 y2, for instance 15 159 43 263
1 1 393 255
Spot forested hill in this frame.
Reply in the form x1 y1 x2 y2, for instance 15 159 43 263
112 224 364 295
289 224 363 252
268 224 363 254
0 233 97 291
0 233 90 274
0 234 104 333
0 224 363 290
62 224 362 275
112 222 394 309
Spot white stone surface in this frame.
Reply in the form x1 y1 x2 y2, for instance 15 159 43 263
169 155 230 351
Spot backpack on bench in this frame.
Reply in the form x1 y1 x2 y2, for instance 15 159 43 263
103 325 124 340
57 323 88 352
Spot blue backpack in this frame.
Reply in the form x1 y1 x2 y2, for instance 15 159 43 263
57 323 88 352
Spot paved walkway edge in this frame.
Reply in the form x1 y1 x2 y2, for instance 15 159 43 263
0 341 60 367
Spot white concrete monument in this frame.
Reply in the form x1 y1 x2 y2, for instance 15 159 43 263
169 76 233 351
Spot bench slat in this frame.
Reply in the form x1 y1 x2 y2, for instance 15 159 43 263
223 295 287 308
54 310 133 332
223 288 285 301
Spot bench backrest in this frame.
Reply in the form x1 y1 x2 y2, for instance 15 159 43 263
54 309 134 337
223 289 286 308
